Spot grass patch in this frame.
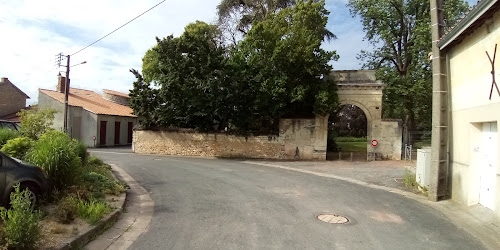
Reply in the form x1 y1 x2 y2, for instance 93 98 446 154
414 140 431 149
335 137 367 142
76 200 112 224
336 141 367 152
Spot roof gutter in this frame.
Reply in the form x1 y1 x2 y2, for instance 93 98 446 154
438 0 498 50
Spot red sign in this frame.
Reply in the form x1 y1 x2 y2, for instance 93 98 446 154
371 140 378 147
92 136 96 141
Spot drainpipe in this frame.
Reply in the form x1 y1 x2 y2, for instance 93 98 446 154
430 0 449 201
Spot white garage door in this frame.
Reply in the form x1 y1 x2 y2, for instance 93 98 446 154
479 122 498 210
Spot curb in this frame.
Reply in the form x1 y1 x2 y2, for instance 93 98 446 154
55 169 128 250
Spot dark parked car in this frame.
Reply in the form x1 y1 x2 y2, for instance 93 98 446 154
0 120 20 131
0 151 49 207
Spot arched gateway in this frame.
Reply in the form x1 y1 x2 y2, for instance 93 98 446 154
327 70 403 160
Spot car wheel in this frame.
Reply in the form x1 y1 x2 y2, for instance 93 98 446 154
18 183 40 208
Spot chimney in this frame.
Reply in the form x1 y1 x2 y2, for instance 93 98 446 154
1 77 8 83
57 74 66 93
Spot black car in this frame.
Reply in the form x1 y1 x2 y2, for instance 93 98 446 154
0 151 49 207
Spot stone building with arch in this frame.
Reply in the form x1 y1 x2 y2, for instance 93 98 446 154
327 70 403 160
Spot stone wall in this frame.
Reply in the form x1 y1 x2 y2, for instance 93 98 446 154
133 130 284 159
133 116 328 160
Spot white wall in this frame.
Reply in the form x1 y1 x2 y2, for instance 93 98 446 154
447 10 500 216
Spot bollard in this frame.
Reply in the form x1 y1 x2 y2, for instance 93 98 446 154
338 152 342 160
350 152 353 162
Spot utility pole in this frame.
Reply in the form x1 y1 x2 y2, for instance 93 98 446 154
63 55 70 134
430 0 449 201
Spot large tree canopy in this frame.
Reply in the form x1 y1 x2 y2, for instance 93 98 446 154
130 0 338 133
348 0 469 133
238 0 339 123
217 0 335 44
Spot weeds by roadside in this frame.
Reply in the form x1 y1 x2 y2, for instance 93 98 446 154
0 185 42 249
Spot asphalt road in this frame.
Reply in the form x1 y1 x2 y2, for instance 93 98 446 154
92 149 485 250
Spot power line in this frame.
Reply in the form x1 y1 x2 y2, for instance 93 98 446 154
71 0 167 56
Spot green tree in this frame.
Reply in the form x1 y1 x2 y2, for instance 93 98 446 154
129 69 159 128
131 1 338 133
348 0 469 135
216 0 334 41
238 0 339 130
131 21 228 131
19 108 56 140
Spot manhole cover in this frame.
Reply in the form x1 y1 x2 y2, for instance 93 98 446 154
317 214 349 224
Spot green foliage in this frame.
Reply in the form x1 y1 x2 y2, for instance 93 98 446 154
82 172 124 196
336 141 367 152
55 196 78 224
25 130 83 189
348 0 469 132
19 108 56 140
71 139 88 165
237 0 339 128
87 155 104 166
216 0 334 41
335 137 367 142
0 127 19 148
0 184 42 249
131 1 338 133
76 199 112 224
403 169 417 189
1 137 34 160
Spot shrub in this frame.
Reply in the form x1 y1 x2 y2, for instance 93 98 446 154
25 130 83 189
0 137 34 160
87 155 104 166
19 108 56 140
71 139 88 165
82 172 124 196
0 184 42 249
55 196 78 224
404 169 417 189
0 128 19 148
76 199 112 224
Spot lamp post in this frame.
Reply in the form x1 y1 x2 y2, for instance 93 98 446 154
62 56 87 134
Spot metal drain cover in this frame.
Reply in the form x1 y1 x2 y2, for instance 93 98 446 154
317 214 349 224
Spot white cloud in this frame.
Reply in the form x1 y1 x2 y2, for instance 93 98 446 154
0 0 369 105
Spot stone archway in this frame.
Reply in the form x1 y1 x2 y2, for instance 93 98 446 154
326 70 402 160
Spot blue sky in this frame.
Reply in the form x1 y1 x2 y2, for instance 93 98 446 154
0 0 478 105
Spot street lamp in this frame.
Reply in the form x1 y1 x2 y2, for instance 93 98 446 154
63 55 87 134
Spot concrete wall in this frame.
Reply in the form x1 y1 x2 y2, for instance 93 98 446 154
376 120 403 160
280 116 328 160
446 10 500 216
0 78 27 117
38 91 65 130
133 116 328 160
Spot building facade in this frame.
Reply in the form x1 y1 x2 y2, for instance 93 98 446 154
438 0 500 216
39 76 137 147
0 77 30 120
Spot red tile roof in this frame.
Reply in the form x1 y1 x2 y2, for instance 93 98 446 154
103 89 130 98
39 88 136 117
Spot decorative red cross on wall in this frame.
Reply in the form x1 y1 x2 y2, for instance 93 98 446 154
486 44 500 100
